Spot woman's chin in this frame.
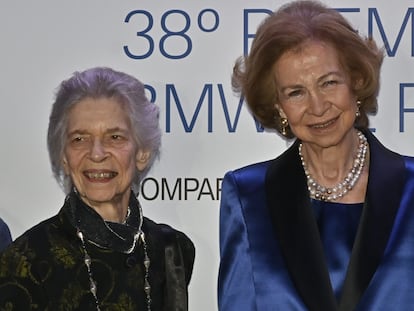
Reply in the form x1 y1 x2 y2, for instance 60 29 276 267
79 189 126 207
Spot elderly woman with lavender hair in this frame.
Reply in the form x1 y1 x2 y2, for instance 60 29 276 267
0 67 195 310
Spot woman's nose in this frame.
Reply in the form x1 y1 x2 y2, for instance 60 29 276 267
89 139 108 161
308 91 329 116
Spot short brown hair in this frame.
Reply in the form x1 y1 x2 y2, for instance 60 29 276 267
232 0 384 138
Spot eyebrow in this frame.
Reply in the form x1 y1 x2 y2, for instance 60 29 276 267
66 127 129 136
106 127 129 134
317 71 344 83
279 71 344 92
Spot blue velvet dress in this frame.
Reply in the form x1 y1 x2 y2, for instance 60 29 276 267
312 200 363 301
218 130 414 311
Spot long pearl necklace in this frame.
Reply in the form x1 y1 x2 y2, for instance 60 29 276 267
76 205 152 311
299 130 368 202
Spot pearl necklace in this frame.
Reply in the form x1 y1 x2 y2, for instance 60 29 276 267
76 205 152 311
299 130 368 202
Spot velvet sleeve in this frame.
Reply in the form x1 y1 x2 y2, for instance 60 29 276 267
218 171 257 311
0 235 48 310
160 224 195 311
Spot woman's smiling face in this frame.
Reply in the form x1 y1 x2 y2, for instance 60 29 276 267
62 97 148 209
274 40 358 148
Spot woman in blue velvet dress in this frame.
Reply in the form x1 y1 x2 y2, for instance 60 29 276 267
218 1 414 310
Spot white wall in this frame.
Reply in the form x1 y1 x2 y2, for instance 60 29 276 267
1 1 413 310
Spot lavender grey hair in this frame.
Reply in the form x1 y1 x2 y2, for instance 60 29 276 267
47 67 161 195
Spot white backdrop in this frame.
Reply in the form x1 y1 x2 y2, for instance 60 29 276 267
1 1 414 310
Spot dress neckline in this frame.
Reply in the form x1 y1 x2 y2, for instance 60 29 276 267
63 190 143 254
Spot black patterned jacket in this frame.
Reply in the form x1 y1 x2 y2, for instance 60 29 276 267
0 192 195 311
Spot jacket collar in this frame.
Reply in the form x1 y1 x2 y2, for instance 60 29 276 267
60 190 144 254
265 129 405 311
338 129 405 311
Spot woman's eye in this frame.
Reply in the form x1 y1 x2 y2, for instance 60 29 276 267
108 134 129 143
322 80 338 87
69 136 88 146
72 136 84 142
287 90 302 97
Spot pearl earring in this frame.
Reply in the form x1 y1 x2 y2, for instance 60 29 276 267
356 100 361 117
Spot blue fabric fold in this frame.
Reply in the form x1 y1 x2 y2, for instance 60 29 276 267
219 162 308 311
218 155 414 311
312 200 363 300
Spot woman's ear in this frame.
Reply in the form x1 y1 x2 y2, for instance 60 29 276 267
354 77 363 90
275 104 287 118
136 150 151 171
62 157 70 175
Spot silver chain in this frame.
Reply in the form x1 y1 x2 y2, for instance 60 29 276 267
76 203 151 311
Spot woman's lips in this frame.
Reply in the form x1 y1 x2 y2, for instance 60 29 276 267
309 116 338 129
83 171 118 181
